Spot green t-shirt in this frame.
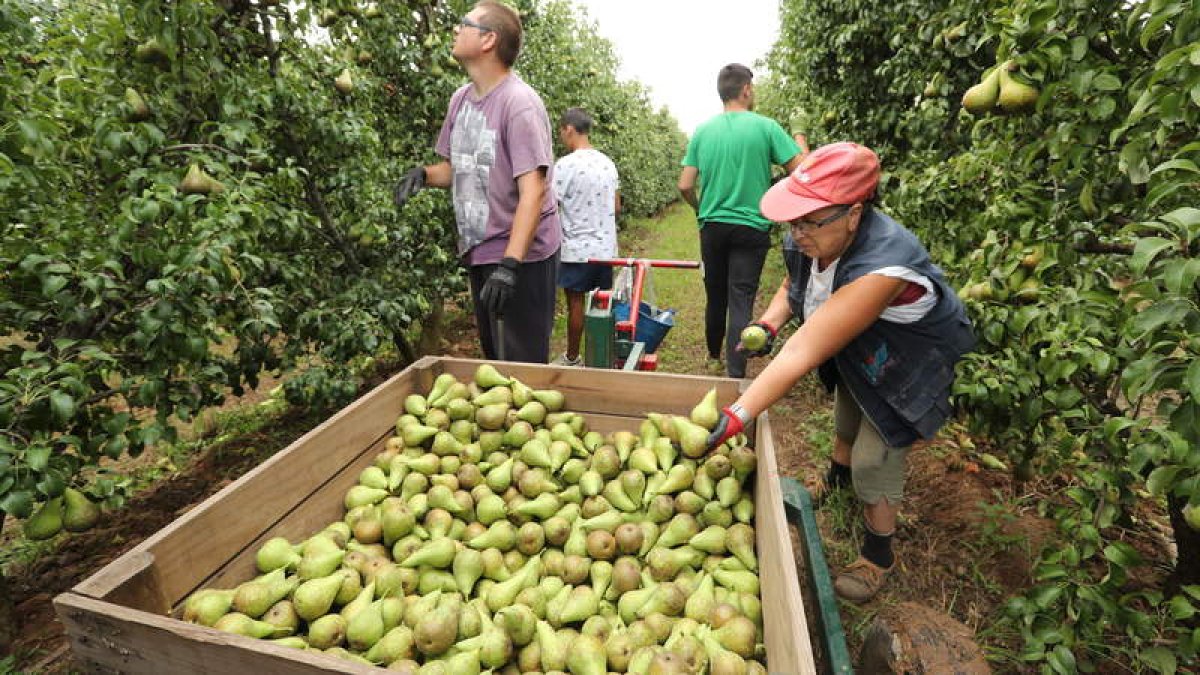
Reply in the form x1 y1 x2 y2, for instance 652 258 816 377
682 111 800 230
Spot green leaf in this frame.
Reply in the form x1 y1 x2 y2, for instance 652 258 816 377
1130 298 1194 336
1146 466 1183 495
1186 358 1200 401
1104 541 1143 567
1163 259 1200 295
1152 159 1200 176
0 489 35 519
1091 72 1122 92
1169 595 1196 620
1047 645 1077 675
25 445 51 472
1139 646 1177 674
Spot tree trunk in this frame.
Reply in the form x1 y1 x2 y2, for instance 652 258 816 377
417 299 446 357
1167 494 1200 591
0 518 16 654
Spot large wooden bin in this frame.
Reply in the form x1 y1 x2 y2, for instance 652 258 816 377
55 357 816 674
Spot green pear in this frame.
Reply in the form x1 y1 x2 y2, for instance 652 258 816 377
293 571 346 620
402 589 441 630
296 548 345 580
652 437 678 473
516 492 561 520
657 464 696 497
647 412 677 441
62 488 100 532
133 38 169 64
684 574 716 623
404 393 428 417
690 525 728 554
674 417 710 459
333 67 354 94
364 625 415 664
590 445 622 479
496 604 537 646
475 363 512 388
565 633 607 675
690 387 720 430
178 163 224 195
486 555 540 612
255 536 300 573
261 599 298 633
307 613 347 649
212 612 291 638
510 379 534 407
535 620 567 671
647 495 676 524
712 616 757 658
962 67 1001 115
24 497 64 540
475 403 509 431
727 523 757 571
346 599 386 651
559 586 600 625
702 500 735 529
399 538 456 568
414 597 461 656
345 485 388 510
730 445 757 481
469 520 517 551
997 62 1039 113
691 470 716 501
182 588 234 626
453 547 484 595
657 514 700 549
603 479 639 513
232 569 298 618
269 636 308 649
647 546 704 581
716 476 742 507
341 581 376 622
531 389 565 412
713 568 760 595
520 438 553 469
425 372 457 405
636 581 687 619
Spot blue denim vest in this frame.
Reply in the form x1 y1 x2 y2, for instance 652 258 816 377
783 208 976 447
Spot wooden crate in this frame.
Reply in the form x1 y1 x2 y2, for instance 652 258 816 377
55 357 816 674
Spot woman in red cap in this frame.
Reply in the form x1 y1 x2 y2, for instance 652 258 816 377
704 142 976 602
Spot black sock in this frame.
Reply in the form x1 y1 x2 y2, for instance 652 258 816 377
861 526 894 569
826 461 852 489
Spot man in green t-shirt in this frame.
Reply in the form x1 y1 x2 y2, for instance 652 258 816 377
679 64 803 378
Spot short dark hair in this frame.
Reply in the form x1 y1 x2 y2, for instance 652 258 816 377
475 1 522 67
560 107 592 135
717 63 753 102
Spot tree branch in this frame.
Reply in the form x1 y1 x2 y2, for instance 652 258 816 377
159 143 242 158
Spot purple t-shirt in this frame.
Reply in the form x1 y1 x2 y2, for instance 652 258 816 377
435 74 561 266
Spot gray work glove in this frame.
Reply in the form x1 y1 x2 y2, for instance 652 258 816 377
393 166 425 208
479 257 520 315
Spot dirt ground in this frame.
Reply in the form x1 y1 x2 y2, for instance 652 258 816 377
1 298 1172 674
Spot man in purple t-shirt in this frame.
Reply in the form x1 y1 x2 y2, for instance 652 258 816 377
393 0 561 364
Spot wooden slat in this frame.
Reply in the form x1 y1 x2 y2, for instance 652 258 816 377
756 413 818 674
438 358 742 418
55 592 375 674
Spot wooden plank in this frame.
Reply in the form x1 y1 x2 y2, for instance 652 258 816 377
756 413 818 674
55 592 374 674
437 358 742 418
76 362 428 608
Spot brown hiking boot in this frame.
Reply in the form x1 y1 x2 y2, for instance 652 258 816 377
835 556 894 603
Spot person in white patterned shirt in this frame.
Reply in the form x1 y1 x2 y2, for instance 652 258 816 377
551 108 621 366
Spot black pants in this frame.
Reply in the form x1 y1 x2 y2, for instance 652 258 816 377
468 254 557 364
700 222 770 378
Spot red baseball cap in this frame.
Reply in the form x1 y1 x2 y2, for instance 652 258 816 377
760 142 881 222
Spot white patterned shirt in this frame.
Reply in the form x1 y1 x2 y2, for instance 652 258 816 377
553 148 619 263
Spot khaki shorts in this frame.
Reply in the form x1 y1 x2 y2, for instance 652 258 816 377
834 386 909 504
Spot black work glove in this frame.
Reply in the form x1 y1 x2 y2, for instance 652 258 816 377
479 257 520 315
735 321 778 358
706 403 752 453
393 166 426 208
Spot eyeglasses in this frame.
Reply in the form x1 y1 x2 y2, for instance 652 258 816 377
458 16 494 33
790 205 851 231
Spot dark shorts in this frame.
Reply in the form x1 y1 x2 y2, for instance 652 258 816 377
558 262 613 292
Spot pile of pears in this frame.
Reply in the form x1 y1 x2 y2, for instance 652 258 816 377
962 60 1040 116
183 364 767 674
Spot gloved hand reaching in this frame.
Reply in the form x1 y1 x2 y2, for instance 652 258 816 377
479 257 520 315
736 321 778 357
706 403 752 453
393 166 426 208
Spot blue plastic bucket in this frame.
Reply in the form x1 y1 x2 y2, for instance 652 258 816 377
612 301 675 353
